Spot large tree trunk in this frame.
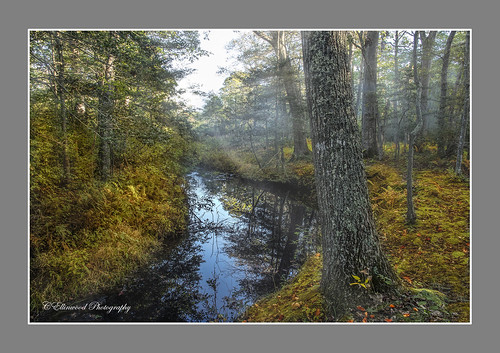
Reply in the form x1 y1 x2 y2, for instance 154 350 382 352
437 31 456 158
302 31 399 317
361 31 379 158
455 31 470 175
254 31 309 159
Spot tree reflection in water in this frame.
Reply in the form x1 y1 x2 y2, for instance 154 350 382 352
36 170 319 322
189 170 319 321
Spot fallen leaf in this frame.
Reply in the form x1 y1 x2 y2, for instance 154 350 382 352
413 308 419 312
403 313 410 317
242 320 247 323
315 309 321 317
389 304 395 308
370 315 375 318
384 318 393 322
357 306 365 311
362 317 367 323
347 319 354 322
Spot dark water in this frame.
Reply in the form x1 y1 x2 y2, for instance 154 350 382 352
34 170 318 322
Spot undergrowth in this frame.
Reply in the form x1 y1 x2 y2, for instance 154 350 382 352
30 106 191 314
196 137 316 192
238 154 470 323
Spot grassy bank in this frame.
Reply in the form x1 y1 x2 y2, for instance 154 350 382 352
217 142 471 322
195 137 316 192
30 111 192 314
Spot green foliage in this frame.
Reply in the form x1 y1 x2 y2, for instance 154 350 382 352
350 274 372 289
30 30 202 313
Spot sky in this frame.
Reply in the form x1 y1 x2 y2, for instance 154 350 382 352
177 29 248 110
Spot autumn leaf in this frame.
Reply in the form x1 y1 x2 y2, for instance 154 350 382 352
357 306 366 311
315 309 321 317
389 304 395 308
384 318 393 322
413 308 419 312
347 319 354 322
362 317 367 323
370 315 375 318
403 313 410 317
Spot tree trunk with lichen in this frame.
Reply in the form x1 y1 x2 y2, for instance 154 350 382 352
302 31 399 318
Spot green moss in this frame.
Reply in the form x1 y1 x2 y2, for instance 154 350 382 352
241 254 325 323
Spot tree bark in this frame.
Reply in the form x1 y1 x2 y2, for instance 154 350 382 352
437 31 456 158
416 31 437 146
393 31 401 161
98 52 115 181
455 31 470 175
302 31 399 317
53 32 70 185
407 32 425 225
361 31 379 158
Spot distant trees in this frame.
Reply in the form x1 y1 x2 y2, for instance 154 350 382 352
437 31 456 158
194 29 470 223
455 31 470 175
254 31 310 159
302 31 399 316
418 31 438 137
359 31 380 158
406 31 425 224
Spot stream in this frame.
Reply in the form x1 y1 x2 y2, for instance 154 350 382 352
35 169 319 322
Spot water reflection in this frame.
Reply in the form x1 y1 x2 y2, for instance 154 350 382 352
35 170 318 322
188 170 319 321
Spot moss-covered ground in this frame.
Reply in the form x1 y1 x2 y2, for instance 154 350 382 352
204 142 471 323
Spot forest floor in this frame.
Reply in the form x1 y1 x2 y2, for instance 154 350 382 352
199 140 470 323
